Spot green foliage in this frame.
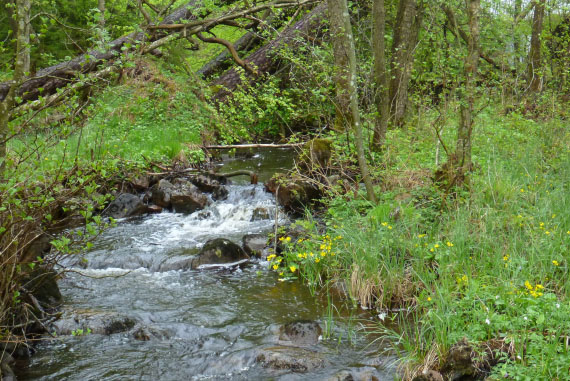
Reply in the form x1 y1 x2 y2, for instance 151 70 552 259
274 102 570 378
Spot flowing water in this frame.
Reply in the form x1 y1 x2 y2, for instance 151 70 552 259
16 149 397 380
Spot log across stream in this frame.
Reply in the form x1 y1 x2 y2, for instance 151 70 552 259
15 149 397 380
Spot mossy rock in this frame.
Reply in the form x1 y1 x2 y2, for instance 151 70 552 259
191 238 249 269
297 138 332 171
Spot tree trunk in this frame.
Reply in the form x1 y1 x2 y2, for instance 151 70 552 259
210 3 327 102
527 0 545 93
98 0 106 28
0 0 212 105
455 0 480 182
389 0 423 128
371 0 389 150
327 0 376 202
0 0 30 171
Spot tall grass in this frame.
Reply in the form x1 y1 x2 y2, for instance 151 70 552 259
271 104 570 379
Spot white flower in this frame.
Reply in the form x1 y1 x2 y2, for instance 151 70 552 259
556 303 561 309
523 316 528 321
485 318 491 325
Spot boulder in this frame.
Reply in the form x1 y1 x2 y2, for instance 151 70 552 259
251 207 270 221
103 193 148 219
298 138 332 171
151 179 208 213
151 179 175 208
191 238 249 269
242 234 267 258
279 320 322 346
49 311 138 336
256 346 324 372
265 174 322 215
190 174 225 192
190 174 229 201
130 175 151 191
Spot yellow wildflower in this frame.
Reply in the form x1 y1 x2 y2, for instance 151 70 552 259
553 260 560 266
381 222 388 227
290 265 296 273
315 258 320 263
430 248 435 252
267 254 276 260
434 244 439 248
427 297 432 301
524 280 533 290
446 241 453 247
273 265 278 270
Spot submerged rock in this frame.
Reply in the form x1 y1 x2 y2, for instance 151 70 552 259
104 193 148 219
191 238 249 269
242 234 267 258
256 346 324 372
328 367 382 381
251 207 270 221
49 311 138 336
279 320 322 346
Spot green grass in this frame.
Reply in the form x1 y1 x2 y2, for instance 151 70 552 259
271 102 570 379
7 59 216 179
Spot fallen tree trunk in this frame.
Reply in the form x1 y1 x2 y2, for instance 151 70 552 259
0 0 231 105
197 31 262 78
204 143 303 149
210 2 328 102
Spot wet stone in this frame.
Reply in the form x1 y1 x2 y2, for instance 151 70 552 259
242 233 267 258
256 346 324 372
279 320 322 346
191 238 249 269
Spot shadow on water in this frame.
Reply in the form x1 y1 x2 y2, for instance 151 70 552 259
15 149 398 380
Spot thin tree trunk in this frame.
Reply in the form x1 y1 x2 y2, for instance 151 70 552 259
0 0 30 172
98 0 106 28
527 0 545 92
455 0 480 181
327 0 376 202
371 0 389 150
389 0 423 128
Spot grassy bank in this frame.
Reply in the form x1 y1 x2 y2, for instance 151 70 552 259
270 103 570 379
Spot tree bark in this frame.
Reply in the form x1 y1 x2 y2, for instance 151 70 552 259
455 0 480 181
327 0 376 202
210 3 327 102
389 0 423 128
0 0 30 171
371 0 389 150
527 0 545 92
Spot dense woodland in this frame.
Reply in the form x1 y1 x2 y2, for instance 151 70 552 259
1 0 570 379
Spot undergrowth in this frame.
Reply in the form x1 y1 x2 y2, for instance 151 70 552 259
271 103 570 379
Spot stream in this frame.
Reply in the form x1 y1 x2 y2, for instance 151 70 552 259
15 149 397 380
